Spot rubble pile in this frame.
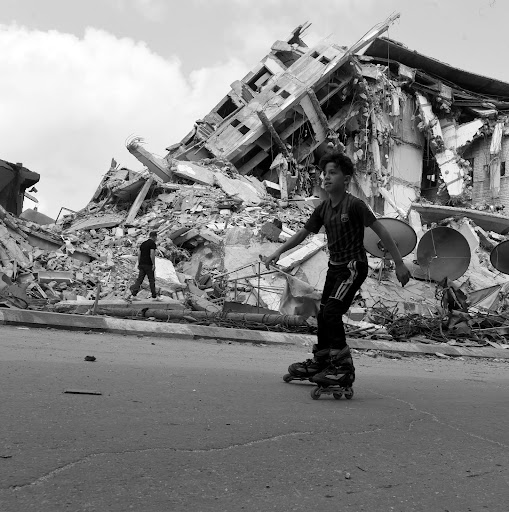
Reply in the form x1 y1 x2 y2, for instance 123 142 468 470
3 183 509 345
3 15 509 347
0 164 320 332
349 301 509 350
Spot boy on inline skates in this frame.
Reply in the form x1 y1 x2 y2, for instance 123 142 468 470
263 150 411 393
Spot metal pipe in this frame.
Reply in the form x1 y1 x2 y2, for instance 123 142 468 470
96 307 308 326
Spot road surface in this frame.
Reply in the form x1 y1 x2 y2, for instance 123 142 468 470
0 325 507 511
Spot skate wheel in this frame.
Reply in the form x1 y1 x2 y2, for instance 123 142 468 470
283 374 293 383
345 389 354 400
333 392 343 400
310 387 322 400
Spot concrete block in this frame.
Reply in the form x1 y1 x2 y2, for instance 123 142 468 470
38 270 73 284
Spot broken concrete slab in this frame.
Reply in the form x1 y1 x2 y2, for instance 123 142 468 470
412 203 509 235
441 119 483 151
416 93 466 197
260 222 282 242
155 257 182 287
172 161 216 186
198 228 222 245
263 180 281 197
125 177 154 225
240 175 268 198
66 213 125 233
0 224 31 267
126 139 172 182
277 235 327 271
172 228 201 247
214 173 265 205
38 270 73 284
26 230 96 263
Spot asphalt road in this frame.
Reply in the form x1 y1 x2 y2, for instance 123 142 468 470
0 325 508 512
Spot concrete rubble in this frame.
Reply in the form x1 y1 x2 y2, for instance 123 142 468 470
3 14 509 353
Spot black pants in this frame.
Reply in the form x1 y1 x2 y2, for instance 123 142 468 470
316 260 368 351
130 264 156 297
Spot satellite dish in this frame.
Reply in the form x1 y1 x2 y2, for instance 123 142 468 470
416 227 471 281
490 240 509 274
364 218 417 259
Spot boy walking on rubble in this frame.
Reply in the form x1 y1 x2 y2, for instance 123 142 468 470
129 231 160 300
263 150 411 388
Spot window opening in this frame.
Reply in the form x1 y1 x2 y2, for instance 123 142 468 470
465 157 474 182
246 67 273 91
274 51 300 68
217 97 238 119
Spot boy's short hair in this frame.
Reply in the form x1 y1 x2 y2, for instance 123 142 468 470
318 150 355 176
149 231 158 238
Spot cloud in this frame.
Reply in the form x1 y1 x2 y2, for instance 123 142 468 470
112 0 168 22
0 23 248 217
218 0 383 63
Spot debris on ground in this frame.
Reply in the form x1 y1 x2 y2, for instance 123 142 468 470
2 14 509 351
63 389 102 396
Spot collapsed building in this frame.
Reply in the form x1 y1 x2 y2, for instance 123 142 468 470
2 15 509 348
164 19 509 220
0 159 39 217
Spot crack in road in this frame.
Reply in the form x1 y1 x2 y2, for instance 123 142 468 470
9 431 314 490
7 426 386 491
12 387 504 492
368 388 509 450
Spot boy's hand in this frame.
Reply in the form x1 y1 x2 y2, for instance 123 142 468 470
261 253 280 270
395 262 411 287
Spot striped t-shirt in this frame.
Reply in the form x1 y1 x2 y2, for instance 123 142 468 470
304 193 377 265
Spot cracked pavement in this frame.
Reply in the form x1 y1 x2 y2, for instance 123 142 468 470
0 326 508 511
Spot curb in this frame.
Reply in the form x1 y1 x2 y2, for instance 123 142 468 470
0 309 194 341
0 309 305 345
347 338 509 360
1 309 508 359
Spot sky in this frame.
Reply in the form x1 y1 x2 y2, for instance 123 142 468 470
0 0 507 218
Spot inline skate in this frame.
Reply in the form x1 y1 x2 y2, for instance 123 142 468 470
309 346 355 400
